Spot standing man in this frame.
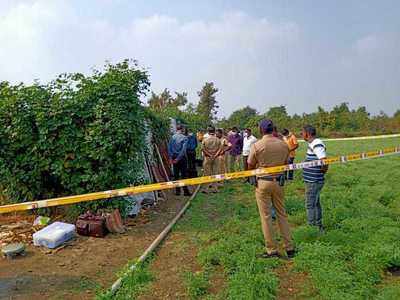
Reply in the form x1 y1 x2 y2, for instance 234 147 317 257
302 125 328 232
186 128 198 178
202 126 222 193
247 119 295 258
216 128 232 174
282 129 299 180
228 127 243 172
197 130 205 143
168 125 192 196
272 126 284 139
242 128 258 171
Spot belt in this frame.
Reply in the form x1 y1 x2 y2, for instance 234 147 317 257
257 175 282 182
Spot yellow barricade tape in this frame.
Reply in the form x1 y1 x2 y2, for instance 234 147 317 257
0 146 399 214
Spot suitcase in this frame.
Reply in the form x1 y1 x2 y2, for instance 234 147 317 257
33 222 76 248
105 209 126 234
76 212 108 238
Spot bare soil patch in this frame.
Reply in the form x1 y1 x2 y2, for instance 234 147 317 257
0 191 191 300
275 261 316 300
138 232 201 300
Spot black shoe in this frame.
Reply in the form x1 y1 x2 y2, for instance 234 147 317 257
257 251 280 259
286 249 296 259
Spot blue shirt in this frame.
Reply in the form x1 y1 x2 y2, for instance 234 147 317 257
168 131 188 161
303 138 327 183
186 134 198 151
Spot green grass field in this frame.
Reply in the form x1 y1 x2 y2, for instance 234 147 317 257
100 137 400 299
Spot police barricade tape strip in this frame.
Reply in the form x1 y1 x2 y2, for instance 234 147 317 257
298 133 400 142
0 146 399 214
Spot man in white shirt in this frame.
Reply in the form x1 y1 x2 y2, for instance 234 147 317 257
242 128 258 171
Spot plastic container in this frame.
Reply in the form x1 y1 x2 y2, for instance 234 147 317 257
33 222 76 249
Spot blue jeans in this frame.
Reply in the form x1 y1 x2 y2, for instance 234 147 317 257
305 182 324 227
286 157 295 180
271 204 276 219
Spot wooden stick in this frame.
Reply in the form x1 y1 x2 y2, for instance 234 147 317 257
109 185 201 295
154 144 170 182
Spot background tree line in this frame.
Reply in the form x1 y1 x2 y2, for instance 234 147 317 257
148 84 400 137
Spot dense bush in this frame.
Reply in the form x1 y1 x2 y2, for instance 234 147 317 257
0 60 167 207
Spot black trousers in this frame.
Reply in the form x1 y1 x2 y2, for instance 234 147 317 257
172 157 190 194
186 150 197 178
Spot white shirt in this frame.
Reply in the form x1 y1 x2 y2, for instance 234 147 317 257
242 135 258 156
307 138 326 159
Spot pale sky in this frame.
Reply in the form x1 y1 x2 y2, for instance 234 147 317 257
0 0 399 117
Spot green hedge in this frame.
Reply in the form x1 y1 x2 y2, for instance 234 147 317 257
0 60 166 208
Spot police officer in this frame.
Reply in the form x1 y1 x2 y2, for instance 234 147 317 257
247 119 295 258
216 128 231 174
202 125 222 193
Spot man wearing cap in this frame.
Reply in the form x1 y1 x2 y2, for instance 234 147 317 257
247 119 295 258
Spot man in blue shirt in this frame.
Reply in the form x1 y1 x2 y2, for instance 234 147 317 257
185 128 198 178
168 125 192 196
302 125 328 232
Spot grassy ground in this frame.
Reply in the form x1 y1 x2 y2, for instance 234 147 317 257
99 137 400 299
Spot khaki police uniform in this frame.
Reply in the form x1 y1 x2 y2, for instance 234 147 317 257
202 134 222 192
247 134 294 254
217 136 231 174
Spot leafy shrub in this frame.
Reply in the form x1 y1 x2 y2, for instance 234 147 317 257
0 60 168 214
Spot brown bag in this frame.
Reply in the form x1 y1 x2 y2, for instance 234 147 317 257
105 209 126 234
76 211 108 238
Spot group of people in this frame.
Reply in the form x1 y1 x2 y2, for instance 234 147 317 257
168 120 327 259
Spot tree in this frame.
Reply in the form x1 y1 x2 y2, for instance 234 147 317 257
331 102 352 131
173 92 188 107
351 106 370 131
148 89 188 111
264 105 290 129
225 106 258 129
394 109 400 119
148 89 174 111
196 82 219 125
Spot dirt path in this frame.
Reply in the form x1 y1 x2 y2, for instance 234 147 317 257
138 232 200 300
275 261 315 300
0 191 192 300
